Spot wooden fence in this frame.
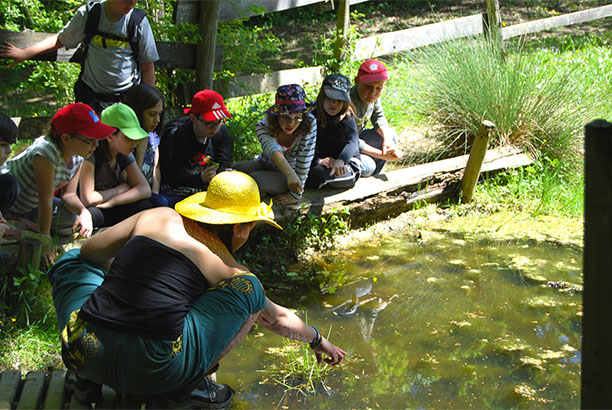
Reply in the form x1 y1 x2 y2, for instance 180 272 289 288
2 1 612 137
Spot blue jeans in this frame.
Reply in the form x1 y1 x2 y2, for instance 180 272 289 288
359 129 398 177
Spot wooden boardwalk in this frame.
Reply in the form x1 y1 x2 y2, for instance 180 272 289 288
0 369 191 409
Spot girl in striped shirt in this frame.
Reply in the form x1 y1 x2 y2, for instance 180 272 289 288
3 103 114 264
233 84 316 205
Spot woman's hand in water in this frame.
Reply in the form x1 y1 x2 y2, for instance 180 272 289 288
314 338 347 365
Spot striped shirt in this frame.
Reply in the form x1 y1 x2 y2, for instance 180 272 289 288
3 136 84 214
255 114 317 200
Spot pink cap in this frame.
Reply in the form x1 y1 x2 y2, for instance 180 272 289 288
52 103 115 139
184 90 232 122
357 59 389 83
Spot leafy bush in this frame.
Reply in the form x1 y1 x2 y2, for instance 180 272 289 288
405 37 593 168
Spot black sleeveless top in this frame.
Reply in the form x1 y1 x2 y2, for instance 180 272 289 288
80 236 209 340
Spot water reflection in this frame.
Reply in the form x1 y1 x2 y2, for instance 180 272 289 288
222 231 582 409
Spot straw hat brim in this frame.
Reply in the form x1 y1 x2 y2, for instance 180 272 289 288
175 191 282 230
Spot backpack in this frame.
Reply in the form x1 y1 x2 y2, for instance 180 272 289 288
70 1 147 73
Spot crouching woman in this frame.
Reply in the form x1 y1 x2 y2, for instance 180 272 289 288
47 171 345 407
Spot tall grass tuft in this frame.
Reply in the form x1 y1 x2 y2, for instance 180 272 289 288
405 37 593 168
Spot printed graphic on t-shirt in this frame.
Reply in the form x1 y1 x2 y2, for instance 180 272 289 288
91 34 130 49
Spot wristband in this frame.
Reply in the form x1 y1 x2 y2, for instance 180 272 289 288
309 326 322 349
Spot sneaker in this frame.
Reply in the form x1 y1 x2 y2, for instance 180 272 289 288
160 378 234 409
65 370 103 404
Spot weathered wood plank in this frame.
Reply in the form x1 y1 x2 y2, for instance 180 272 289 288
354 14 484 60
176 0 369 23
273 146 532 226
16 371 46 410
214 66 326 98
0 370 21 410
0 31 222 70
42 370 65 410
502 4 612 39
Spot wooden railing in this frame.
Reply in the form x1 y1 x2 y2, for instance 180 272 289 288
3 1 612 137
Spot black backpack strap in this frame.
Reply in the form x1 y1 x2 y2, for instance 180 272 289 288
126 8 147 70
83 1 102 47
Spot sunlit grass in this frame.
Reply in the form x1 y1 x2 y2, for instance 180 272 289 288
0 322 61 372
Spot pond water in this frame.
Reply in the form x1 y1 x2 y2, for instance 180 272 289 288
221 228 583 409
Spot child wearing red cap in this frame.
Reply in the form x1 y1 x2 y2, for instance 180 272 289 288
157 89 232 208
3 103 114 264
351 59 404 177
233 84 317 205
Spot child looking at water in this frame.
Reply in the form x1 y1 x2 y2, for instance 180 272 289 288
124 84 166 207
3 104 114 263
306 74 361 190
233 84 317 205
79 103 151 228
351 59 404 177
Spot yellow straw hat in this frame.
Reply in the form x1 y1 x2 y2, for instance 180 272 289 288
175 171 282 230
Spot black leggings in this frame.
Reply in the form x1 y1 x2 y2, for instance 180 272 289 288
88 198 151 229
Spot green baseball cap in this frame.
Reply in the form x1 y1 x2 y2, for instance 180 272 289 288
101 103 148 140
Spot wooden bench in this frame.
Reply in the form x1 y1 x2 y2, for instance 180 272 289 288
0 369 157 409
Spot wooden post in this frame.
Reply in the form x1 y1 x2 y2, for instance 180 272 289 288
195 0 220 91
461 120 495 203
582 119 612 409
484 0 504 54
333 0 350 70
16 237 42 271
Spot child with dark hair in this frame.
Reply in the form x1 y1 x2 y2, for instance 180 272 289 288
306 74 361 190
79 103 152 228
3 104 114 263
233 84 317 205
124 84 166 206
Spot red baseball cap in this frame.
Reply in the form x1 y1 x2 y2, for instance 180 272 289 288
52 103 115 139
357 59 389 83
184 89 232 122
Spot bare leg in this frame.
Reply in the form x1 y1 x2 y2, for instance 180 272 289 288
205 312 260 374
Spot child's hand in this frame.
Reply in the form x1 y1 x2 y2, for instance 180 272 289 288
72 209 94 239
318 157 333 168
382 148 404 161
330 159 347 177
201 166 218 183
42 243 60 267
286 173 303 194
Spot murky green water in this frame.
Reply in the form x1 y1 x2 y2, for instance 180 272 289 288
222 229 582 409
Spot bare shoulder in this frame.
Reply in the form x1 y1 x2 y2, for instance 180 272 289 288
132 207 188 244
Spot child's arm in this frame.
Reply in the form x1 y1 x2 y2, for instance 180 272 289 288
32 155 56 236
96 162 150 209
61 163 93 238
79 160 129 207
151 148 161 194
270 151 302 194
141 62 156 86
0 35 64 68
135 139 147 169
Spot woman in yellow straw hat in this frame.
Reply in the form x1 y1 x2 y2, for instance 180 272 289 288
47 170 346 407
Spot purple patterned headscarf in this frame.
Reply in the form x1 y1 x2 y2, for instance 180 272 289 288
265 84 314 115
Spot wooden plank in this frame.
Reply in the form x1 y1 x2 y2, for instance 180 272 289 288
42 370 65 410
0 31 222 70
16 371 46 410
581 119 612 408
0 370 21 410
354 14 484 60
502 4 612 39
176 0 369 23
214 66 326 98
